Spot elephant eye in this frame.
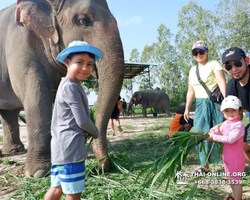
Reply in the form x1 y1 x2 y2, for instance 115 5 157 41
76 14 92 27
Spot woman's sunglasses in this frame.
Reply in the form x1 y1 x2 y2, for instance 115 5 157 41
192 49 205 56
224 60 242 71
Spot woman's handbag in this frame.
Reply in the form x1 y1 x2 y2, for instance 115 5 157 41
210 86 224 102
196 65 224 103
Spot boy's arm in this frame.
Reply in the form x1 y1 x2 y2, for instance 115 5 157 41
179 115 186 125
179 115 193 126
64 84 99 138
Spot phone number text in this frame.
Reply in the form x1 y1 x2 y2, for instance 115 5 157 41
195 179 242 185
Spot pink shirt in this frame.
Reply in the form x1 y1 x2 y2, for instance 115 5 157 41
212 119 245 180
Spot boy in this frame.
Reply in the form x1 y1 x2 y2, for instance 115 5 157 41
167 103 193 138
44 41 102 200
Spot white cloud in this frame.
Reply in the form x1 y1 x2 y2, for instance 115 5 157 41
126 15 143 24
116 14 143 26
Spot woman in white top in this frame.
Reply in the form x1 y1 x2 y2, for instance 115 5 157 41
184 40 226 173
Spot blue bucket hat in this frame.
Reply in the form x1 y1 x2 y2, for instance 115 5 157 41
56 40 103 64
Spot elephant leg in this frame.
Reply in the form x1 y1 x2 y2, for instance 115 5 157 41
163 103 171 117
166 111 171 116
166 107 171 117
24 100 52 178
142 106 147 118
0 109 25 154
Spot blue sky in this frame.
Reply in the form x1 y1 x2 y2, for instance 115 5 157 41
0 0 220 104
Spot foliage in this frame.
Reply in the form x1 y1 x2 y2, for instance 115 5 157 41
125 0 250 108
86 105 97 148
6 124 240 199
81 75 98 95
140 131 211 191
4 117 250 199
74 0 250 108
131 48 154 91
123 49 140 93
216 0 250 53
89 104 96 124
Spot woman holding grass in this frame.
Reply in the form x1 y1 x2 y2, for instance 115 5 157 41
184 40 226 173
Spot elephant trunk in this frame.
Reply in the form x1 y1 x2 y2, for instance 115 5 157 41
127 98 134 112
127 103 132 112
92 39 124 171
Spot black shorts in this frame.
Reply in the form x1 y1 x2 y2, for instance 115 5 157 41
244 123 250 143
111 109 119 119
178 125 185 132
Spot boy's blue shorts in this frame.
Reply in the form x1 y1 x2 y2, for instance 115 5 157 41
50 160 85 194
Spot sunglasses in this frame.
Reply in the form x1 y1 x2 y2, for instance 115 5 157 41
192 50 205 56
224 60 242 71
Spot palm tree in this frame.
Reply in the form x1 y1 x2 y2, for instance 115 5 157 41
175 170 183 181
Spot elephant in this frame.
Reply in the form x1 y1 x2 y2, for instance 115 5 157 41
0 0 124 178
128 90 171 118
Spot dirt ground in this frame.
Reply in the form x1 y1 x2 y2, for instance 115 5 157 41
0 115 250 199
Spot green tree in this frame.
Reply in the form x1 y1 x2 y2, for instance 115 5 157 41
139 44 157 90
216 0 250 53
121 48 141 97
129 48 153 91
126 0 250 110
81 76 98 95
154 24 178 95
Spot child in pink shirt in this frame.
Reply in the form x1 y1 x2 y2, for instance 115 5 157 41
207 95 245 200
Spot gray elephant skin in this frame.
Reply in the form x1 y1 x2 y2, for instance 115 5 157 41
128 90 171 118
0 0 124 178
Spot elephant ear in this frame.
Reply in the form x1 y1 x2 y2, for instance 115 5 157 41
137 93 142 103
15 0 59 43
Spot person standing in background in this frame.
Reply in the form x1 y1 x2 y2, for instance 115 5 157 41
122 98 127 117
109 96 123 136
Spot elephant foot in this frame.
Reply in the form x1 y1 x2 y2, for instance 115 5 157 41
25 155 51 178
3 143 25 154
25 169 50 178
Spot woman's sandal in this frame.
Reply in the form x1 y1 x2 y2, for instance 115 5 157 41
118 125 123 132
224 196 234 200
193 167 211 175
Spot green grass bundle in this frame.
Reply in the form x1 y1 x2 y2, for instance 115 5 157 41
140 131 210 191
86 106 96 149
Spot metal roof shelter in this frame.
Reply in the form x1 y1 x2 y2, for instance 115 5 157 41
124 62 157 79
124 62 157 95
